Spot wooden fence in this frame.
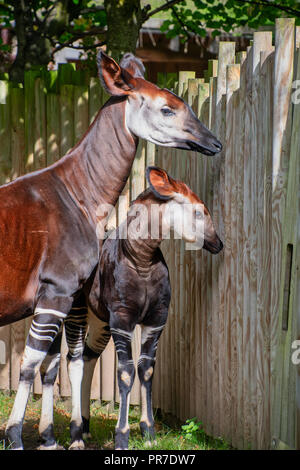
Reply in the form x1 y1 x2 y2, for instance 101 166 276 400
0 18 299 450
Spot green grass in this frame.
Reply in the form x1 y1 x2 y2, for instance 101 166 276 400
0 390 231 450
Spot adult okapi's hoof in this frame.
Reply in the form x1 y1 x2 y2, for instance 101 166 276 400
37 442 65 450
144 439 158 448
68 439 85 450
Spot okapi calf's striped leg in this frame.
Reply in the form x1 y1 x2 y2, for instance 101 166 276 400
111 327 135 450
64 301 88 450
138 323 166 446
81 311 111 439
5 306 69 450
38 330 63 450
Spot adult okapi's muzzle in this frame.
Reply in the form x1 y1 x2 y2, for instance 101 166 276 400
181 115 222 156
203 234 224 254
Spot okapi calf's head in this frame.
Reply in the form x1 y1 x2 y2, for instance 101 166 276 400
125 166 223 255
98 51 222 156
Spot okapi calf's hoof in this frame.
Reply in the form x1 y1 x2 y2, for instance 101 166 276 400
140 421 156 448
68 420 85 450
115 428 130 450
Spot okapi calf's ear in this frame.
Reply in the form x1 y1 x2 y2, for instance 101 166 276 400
97 50 136 96
146 166 178 201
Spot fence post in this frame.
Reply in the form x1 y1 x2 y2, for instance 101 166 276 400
271 17 295 449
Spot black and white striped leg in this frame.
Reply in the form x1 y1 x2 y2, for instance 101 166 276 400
138 324 165 447
64 304 88 450
5 308 67 450
81 311 111 439
38 330 63 450
111 328 135 450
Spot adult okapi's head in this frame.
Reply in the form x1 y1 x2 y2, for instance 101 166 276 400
97 51 222 156
130 166 223 254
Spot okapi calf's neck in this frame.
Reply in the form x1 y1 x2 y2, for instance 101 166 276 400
83 167 223 450
4 50 221 450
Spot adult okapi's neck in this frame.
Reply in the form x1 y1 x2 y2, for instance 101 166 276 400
54 96 138 225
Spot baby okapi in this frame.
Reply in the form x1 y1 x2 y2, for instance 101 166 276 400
81 166 223 450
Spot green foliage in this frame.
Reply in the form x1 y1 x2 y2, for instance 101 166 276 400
181 417 204 441
161 0 300 41
181 417 231 449
0 0 298 75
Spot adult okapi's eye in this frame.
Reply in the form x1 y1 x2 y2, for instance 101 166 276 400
161 107 175 116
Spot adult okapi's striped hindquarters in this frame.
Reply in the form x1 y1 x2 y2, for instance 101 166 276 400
2 172 99 449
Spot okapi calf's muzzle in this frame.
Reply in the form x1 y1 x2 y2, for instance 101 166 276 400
203 235 223 254
82 166 223 450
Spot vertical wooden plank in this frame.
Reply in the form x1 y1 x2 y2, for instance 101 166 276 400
256 45 275 449
34 77 47 170
247 31 272 448
101 337 116 404
225 64 240 447
60 85 75 156
213 41 235 440
10 86 25 178
242 46 253 448
24 71 39 173
74 85 89 143
271 17 295 448
89 77 102 125
46 93 61 165
235 50 247 450
0 324 10 390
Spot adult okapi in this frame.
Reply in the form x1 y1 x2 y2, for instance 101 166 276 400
2 51 222 450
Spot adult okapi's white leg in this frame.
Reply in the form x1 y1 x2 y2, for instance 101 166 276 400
138 323 166 447
111 327 135 450
64 303 88 450
6 308 68 450
81 310 111 439
38 330 63 450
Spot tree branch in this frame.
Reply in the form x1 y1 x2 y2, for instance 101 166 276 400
143 0 186 22
234 0 300 17
79 6 105 15
171 5 193 38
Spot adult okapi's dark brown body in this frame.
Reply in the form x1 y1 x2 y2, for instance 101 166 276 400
0 96 136 327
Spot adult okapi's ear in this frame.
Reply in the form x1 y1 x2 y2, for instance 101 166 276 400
119 53 145 78
97 50 136 96
146 166 177 201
